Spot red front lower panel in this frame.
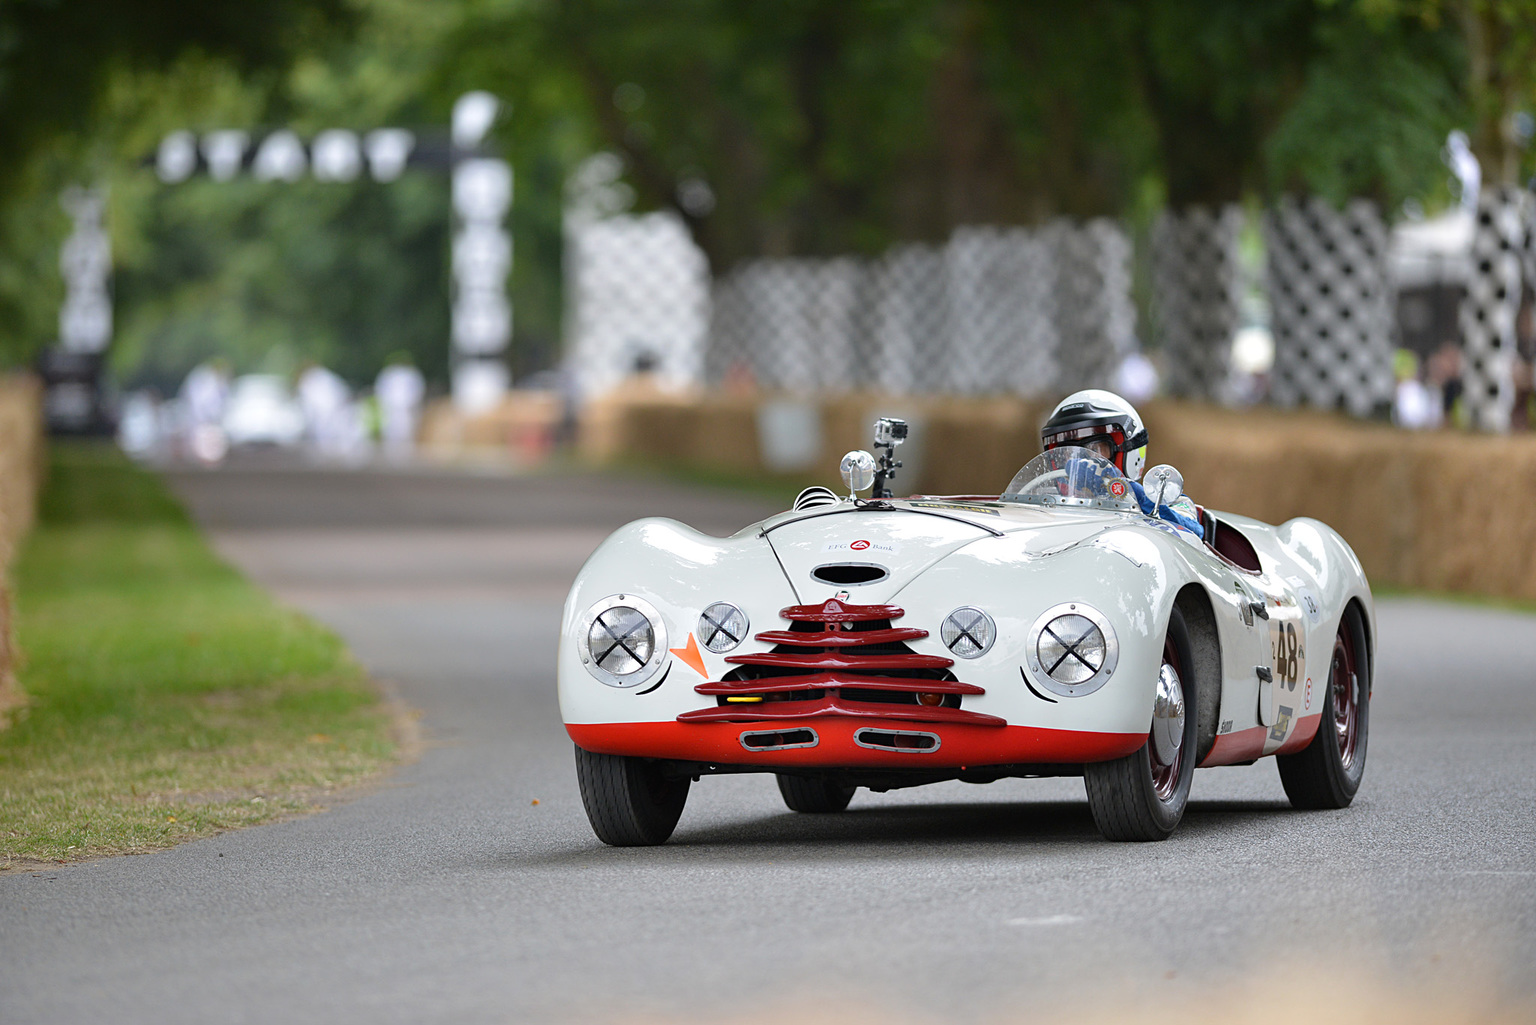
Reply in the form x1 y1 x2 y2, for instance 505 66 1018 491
566 719 1147 769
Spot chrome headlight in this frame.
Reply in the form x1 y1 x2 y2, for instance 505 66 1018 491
940 607 995 659
1025 603 1118 697
698 602 748 653
581 594 667 688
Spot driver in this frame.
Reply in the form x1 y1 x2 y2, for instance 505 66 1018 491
1040 389 1204 538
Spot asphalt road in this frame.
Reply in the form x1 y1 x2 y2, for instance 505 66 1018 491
2 459 1534 1023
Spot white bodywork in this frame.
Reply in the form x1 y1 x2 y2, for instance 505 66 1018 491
559 492 1373 771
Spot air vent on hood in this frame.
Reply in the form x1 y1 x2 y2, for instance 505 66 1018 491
812 563 889 586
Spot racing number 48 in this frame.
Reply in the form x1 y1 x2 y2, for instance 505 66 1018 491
1273 622 1301 691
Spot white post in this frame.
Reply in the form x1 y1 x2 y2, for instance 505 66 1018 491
59 187 112 354
450 92 512 414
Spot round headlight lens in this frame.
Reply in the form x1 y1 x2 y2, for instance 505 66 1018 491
940 607 995 659
698 602 748 653
1036 614 1106 684
587 606 654 676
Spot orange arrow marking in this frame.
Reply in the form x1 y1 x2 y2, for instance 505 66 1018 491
669 633 708 678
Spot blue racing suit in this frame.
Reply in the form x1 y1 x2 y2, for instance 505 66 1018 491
1130 480 1203 538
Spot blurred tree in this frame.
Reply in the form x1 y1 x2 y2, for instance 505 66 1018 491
0 0 349 368
1443 0 1536 184
449 0 1162 271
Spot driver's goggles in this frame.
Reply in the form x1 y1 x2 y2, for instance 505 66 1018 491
1044 427 1125 452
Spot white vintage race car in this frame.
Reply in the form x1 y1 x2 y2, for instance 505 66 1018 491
559 422 1373 845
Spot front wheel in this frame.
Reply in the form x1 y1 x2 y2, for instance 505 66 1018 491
574 745 690 846
776 774 855 813
1084 606 1198 841
1277 607 1369 809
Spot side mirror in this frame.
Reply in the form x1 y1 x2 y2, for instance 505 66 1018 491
840 450 876 497
1144 464 1184 509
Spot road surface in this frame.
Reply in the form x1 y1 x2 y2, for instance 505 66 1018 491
2 460 1533 1023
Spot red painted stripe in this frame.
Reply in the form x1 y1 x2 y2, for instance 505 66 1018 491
566 719 1147 769
696 672 984 696
676 694 1005 727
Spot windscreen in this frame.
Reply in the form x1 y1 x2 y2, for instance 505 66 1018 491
1000 446 1139 511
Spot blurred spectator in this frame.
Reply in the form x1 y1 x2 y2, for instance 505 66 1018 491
376 354 424 459
297 362 352 457
1392 349 1440 429
1113 351 1159 403
180 360 230 464
1426 341 1463 425
117 390 161 458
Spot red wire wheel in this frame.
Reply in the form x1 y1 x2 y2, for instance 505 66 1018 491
1278 606 1370 810
1330 629 1362 772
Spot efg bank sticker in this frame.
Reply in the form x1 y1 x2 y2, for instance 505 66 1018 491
823 539 900 556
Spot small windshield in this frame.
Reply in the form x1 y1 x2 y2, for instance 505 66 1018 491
1000 446 1139 511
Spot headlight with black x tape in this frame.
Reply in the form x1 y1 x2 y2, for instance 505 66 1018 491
941 607 996 659
580 594 668 687
1025 602 1119 697
698 602 748 654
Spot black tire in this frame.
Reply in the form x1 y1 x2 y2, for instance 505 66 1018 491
574 745 690 846
776 774 855 813
1277 606 1370 810
1084 605 1198 841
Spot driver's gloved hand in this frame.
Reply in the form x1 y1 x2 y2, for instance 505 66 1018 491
1065 458 1102 494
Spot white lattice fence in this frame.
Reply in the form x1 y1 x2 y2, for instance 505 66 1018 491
1264 197 1395 416
1458 185 1535 432
1048 219 1138 394
1152 204 1243 400
565 210 710 400
707 222 1128 397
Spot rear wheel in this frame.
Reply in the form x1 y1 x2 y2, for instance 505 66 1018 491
776 774 855 813
1277 607 1370 809
574 745 690 846
1084 606 1198 841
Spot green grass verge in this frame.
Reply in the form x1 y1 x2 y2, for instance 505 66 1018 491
0 443 399 865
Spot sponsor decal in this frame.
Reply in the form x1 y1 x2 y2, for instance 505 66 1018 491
909 500 1001 516
835 590 851 601
1269 705 1293 742
1304 676 1313 710
1218 719 1233 735
822 539 901 556
1108 479 1128 498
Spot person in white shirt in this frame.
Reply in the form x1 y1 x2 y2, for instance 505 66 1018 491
376 355 425 458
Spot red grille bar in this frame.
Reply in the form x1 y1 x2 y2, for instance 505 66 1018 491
726 651 953 672
755 627 929 647
677 695 1005 727
778 599 903 623
696 672 984 696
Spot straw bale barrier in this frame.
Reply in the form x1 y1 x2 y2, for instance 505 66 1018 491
0 374 43 725
582 390 1536 604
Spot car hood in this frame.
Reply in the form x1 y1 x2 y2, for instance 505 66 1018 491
761 501 1130 605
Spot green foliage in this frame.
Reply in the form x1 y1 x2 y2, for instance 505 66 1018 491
0 0 1519 379
112 175 452 391
1266 15 1465 206
0 443 396 863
